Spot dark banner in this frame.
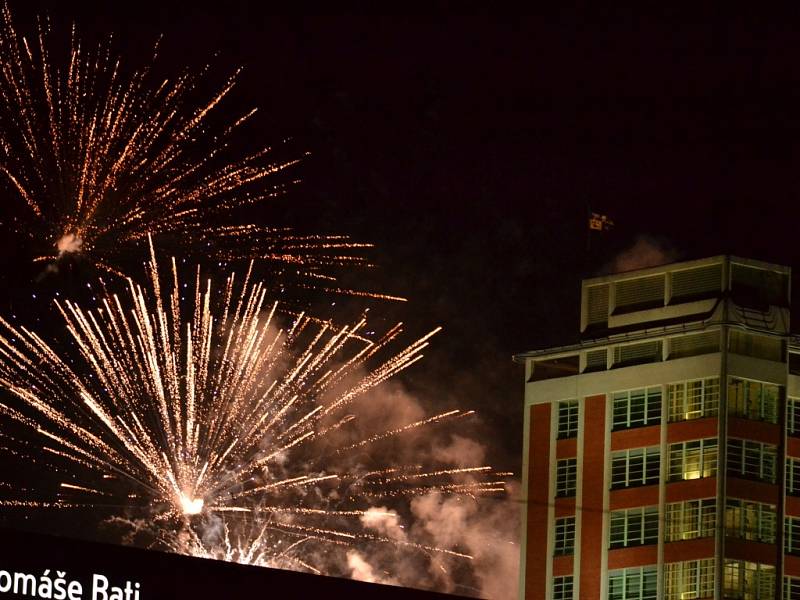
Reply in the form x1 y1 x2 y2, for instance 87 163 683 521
0 527 462 600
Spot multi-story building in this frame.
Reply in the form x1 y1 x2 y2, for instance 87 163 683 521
515 255 800 600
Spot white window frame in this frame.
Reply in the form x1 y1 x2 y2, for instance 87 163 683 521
668 439 718 481
788 398 800 437
553 575 573 600
611 386 662 430
725 498 776 543
667 377 719 422
664 559 715 600
785 575 800 600
556 458 577 497
554 516 575 556
557 399 579 439
610 447 660 490
723 560 775 600
664 498 716 542
787 458 800 496
609 505 659 549
786 516 800 556
607 566 657 600
728 377 780 423
727 439 777 483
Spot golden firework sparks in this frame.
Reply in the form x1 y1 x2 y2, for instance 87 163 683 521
0 5 394 300
0 239 505 572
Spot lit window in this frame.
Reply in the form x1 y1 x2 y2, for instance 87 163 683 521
725 499 776 543
612 387 662 430
554 516 575 556
609 506 658 549
786 517 800 556
608 566 657 600
728 378 780 423
557 400 579 439
667 377 719 422
556 458 577 497
787 458 800 496
723 560 775 600
727 439 776 483
664 559 714 600
553 575 573 600
610 447 660 489
788 398 800 437
665 498 716 542
668 439 717 481
785 575 800 600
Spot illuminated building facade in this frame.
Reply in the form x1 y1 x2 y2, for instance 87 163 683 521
516 255 800 599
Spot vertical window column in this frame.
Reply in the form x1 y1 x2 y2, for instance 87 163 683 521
557 400 579 439
556 458 577 497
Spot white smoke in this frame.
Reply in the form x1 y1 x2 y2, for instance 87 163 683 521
604 234 677 274
432 434 486 468
57 233 83 256
360 507 407 541
411 484 520 599
347 550 399 585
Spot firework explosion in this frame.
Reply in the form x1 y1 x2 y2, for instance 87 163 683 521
0 5 397 300
0 239 506 577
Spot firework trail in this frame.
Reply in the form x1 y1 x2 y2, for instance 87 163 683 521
0 239 505 572
0 5 398 299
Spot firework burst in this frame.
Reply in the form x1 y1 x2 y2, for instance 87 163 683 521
0 239 505 572
0 5 396 299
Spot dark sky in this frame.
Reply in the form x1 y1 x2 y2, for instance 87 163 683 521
5 6 800 476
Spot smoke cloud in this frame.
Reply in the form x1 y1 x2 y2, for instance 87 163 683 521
410 485 520 599
57 233 83 256
603 234 678 274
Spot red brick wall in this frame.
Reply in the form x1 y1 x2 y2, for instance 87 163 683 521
525 403 551 600
579 394 606 600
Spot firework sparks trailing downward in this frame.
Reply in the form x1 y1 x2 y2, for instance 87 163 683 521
0 239 507 578
0 5 400 300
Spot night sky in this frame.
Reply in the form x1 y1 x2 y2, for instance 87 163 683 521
4 6 800 512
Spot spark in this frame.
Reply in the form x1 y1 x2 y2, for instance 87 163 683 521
0 5 391 300
0 240 504 573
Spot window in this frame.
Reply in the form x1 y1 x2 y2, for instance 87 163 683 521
586 284 609 328
790 353 800 376
787 458 800 496
554 517 575 555
530 356 579 381
728 378 780 423
584 348 607 372
786 576 800 600
729 330 783 362
556 458 577 497
723 560 775 600
608 566 657 600
610 447 660 489
612 387 662 430
558 400 579 439
664 559 715 600
788 398 800 437
614 274 665 313
670 264 722 303
612 340 663 368
727 439 776 483
665 498 716 541
725 499 776 543
667 377 719 422
609 506 658 548
553 576 573 600
668 439 717 481
786 517 800 556
668 330 720 359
